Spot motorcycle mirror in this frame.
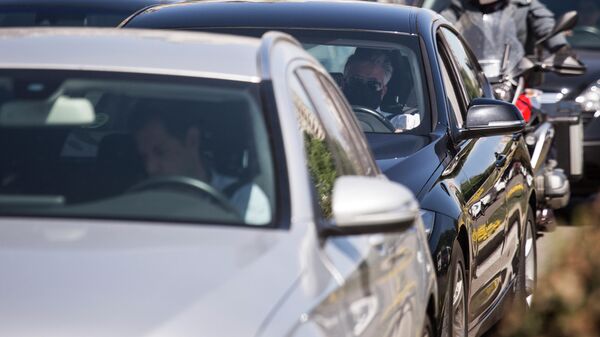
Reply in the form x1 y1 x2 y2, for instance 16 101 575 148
541 54 586 76
536 11 579 46
512 57 537 77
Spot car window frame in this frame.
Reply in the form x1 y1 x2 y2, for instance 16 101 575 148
286 64 353 222
437 26 487 106
312 69 380 176
436 28 471 128
0 68 289 229
436 47 465 129
295 66 372 177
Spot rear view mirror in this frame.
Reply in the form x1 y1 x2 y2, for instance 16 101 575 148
458 98 525 140
320 176 419 237
537 11 578 46
541 54 586 76
0 96 95 127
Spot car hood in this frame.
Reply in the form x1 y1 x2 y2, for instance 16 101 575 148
0 218 298 337
540 49 600 97
366 133 443 198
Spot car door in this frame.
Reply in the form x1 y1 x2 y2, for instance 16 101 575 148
436 27 516 324
292 64 426 337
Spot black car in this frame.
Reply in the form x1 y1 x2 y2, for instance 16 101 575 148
0 0 179 27
422 0 600 197
122 2 538 336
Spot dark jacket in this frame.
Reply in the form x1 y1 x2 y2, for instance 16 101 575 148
442 0 568 54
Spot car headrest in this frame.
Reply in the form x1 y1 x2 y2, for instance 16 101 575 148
329 72 345 88
382 54 414 112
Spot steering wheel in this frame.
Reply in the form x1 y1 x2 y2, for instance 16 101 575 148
127 175 241 217
352 105 396 133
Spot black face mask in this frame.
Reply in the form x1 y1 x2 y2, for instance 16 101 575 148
343 77 383 110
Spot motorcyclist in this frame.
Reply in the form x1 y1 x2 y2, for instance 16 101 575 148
442 0 575 58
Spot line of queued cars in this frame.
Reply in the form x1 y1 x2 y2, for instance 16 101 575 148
0 1 541 337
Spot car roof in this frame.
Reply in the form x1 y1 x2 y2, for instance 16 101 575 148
0 28 264 82
124 0 437 35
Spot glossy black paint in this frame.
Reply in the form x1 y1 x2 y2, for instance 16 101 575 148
459 98 526 140
123 3 536 336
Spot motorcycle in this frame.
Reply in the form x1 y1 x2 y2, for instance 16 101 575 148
456 10 586 231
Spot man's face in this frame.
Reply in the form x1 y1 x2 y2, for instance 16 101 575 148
346 61 388 98
134 119 200 177
343 61 388 110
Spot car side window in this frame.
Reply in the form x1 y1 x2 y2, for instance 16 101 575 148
295 68 366 176
288 72 357 220
440 27 484 104
316 74 379 176
309 70 378 176
437 51 465 128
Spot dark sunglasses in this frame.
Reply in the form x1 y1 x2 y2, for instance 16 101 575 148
345 75 384 92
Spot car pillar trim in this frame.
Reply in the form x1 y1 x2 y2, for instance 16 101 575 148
257 31 303 81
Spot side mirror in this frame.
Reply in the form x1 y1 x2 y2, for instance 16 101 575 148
458 98 525 140
537 11 578 46
320 176 419 237
541 53 587 76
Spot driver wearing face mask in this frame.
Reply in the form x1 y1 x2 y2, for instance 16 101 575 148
342 48 420 132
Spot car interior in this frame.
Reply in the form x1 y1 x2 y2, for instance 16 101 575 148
0 75 275 225
303 42 430 136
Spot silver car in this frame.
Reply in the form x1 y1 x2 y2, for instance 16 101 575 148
0 28 436 337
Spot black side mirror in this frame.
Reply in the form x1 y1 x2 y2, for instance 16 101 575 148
537 11 578 46
541 53 587 76
458 98 525 140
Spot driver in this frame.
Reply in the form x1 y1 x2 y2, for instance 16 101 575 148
130 101 271 225
342 48 420 132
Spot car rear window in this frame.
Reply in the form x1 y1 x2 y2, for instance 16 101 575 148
0 70 276 226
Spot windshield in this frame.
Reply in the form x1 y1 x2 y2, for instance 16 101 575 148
300 34 430 136
0 70 275 226
0 6 142 27
542 0 600 50
455 9 525 78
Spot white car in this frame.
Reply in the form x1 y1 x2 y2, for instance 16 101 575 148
0 28 436 337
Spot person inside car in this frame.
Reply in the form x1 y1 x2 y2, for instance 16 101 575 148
342 48 420 132
130 101 271 225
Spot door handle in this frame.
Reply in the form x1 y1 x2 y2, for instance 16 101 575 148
495 153 507 168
